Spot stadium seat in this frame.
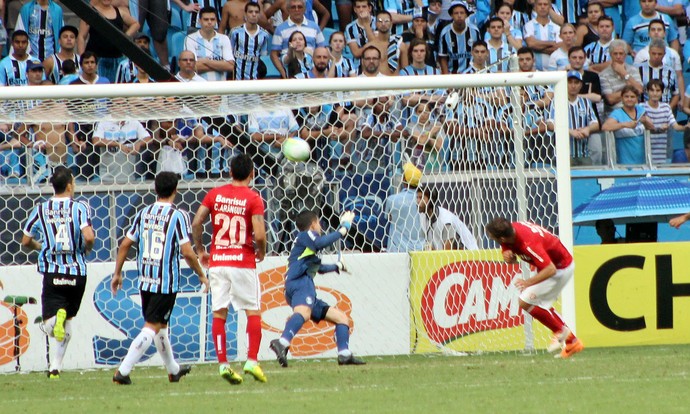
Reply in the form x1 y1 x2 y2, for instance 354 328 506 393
168 30 187 70
170 3 184 31
322 27 336 43
261 55 281 79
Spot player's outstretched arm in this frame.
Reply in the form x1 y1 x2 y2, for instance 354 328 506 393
180 242 209 293
670 213 690 229
112 236 134 294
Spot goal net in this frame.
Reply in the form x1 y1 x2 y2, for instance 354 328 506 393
0 73 572 372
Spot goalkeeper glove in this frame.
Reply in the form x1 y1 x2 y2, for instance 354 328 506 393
338 211 355 236
336 260 348 274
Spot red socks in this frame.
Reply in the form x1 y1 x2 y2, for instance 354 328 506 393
527 305 565 333
212 317 227 364
246 315 262 362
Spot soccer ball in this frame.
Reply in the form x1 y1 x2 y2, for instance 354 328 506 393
282 138 311 162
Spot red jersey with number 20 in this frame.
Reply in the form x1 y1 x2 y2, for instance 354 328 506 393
201 184 265 268
501 221 573 271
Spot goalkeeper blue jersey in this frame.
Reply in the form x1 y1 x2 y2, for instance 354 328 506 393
285 230 341 282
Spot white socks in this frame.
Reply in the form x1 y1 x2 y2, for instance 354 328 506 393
49 320 72 372
154 329 180 375
118 327 155 376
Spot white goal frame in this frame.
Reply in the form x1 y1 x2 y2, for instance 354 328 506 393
0 72 575 351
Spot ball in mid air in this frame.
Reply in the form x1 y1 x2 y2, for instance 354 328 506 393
282 137 311 162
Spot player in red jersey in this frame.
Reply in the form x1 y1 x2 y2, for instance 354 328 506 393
192 154 268 384
485 217 584 359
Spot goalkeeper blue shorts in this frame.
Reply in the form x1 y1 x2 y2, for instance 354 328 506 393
284 277 329 322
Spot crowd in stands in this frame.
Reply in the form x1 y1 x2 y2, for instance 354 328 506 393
4 0 690 185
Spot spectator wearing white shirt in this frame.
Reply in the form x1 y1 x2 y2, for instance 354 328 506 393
416 185 479 251
184 7 235 81
523 0 561 71
93 120 152 183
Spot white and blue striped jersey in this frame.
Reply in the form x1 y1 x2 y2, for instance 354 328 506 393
344 18 375 51
642 101 676 163
523 19 562 71
568 96 598 158
47 52 80 84
384 0 416 35
185 0 224 30
438 23 480 74
584 40 611 65
15 2 61 61
0 55 36 86
126 202 191 294
184 30 234 81
230 24 270 80
634 45 682 72
330 56 357 77
271 18 326 59
622 12 678 52
509 10 530 32
638 63 678 103
385 35 403 73
23 197 92 277
399 64 439 76
115 58 137 83
553 0 585 24
486 39 515 72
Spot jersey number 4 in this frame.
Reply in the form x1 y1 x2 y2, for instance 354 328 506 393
55 224 73 252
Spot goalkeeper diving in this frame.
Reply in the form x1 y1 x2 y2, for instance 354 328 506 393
269 210 366 367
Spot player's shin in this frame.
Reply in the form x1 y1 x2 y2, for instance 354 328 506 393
154 329 180 375
119 327 155 376
281 313 306 344
212 318 228 364
246 315 262 362
50 320 72 372
525 305 563 333
334 324 351 357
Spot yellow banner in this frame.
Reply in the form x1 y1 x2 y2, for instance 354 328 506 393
410 250 552 353
574 242 690 347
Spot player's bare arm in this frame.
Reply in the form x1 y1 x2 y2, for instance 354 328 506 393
670 212 690 228
180 241 209 292
112 236 134 294
20 234 42 251
192 204 211 266
82 225 95 254
514 262 557 291
252 214 267 262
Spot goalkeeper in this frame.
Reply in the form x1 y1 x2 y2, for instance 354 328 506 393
269 210 365 367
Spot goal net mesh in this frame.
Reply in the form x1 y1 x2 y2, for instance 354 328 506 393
0 74 566 370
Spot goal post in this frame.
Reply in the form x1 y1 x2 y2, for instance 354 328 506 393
0 72 573 370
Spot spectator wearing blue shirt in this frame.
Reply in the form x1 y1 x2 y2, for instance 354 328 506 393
384 162 425 252
0 30 36 86
602 85 654 164
0 124 22 179
270 0 325 78
622 0 679 54
15 0 63 62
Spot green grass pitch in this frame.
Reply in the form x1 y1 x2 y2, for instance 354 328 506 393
2 345 690 413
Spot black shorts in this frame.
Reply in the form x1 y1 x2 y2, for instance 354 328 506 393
41 273 87 320
141 290 177 324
